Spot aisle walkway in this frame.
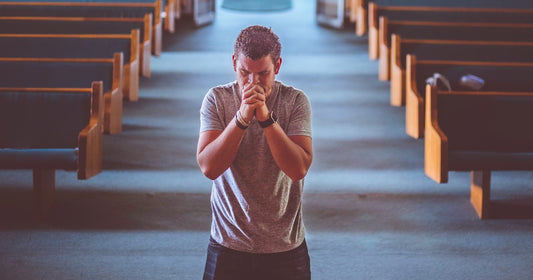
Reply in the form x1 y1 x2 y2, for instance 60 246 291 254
1 1 533 279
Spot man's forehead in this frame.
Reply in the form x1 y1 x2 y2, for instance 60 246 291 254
236 54 274 71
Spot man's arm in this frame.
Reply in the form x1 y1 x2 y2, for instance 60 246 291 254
196 119 245 180
263 123 313 181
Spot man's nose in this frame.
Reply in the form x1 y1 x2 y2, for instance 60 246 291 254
249 74 260 84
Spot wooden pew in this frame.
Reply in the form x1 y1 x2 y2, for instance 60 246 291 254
424 84 533 219
0 0 164 55
354 0 367 35
368 2 533 60
378 19 533 81
359 0 533 37
406 57 533 139
0 15 152 79
0 82 103 216
0 32 140 101
392 37 533 107
0 55 123 134
347 0 358 23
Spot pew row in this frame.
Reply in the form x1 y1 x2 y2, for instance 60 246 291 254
405 57 533 139
378 19 533 81
0 15 151 79
0 0 164 55
0 32 139 101
358 0 533 37
0 82 103 216
392 37 533 106
0 55 123 134
424 84 533 219
13 0 175 31
368 2 533 60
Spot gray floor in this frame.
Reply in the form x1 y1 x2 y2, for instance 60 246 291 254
2 1 533 279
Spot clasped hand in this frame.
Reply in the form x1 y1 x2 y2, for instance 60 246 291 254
239 83 270 123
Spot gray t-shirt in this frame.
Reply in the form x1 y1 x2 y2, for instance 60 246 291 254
199 80 312 253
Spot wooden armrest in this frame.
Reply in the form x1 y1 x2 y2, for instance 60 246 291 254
78 81 103 179
367 2 378 55
390 33 405 107
424 84 448 183
356 0 367 36
405 54 424 137
378 16 390 80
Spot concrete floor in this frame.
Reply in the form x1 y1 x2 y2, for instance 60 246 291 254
1 1 533 279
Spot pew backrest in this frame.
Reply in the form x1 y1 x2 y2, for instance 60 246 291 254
0 32 140 100
424 84 533 183
390 36 533 106
0 0 162 54
0 58 117 92
0 15 151 45
0 82 103 179
368 2 533 59
0 33 136 64
378 19 533 80
410 59 533 96
405 56 533 139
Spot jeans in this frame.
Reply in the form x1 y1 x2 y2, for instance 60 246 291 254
203 237 311 280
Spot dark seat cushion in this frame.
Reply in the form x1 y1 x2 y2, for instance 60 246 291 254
449 151 533 171
0 148 78 170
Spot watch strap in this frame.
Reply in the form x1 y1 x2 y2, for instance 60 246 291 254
259 111 277 128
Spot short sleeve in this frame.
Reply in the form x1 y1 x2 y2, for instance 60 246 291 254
200 88 225 133
287 91 312 137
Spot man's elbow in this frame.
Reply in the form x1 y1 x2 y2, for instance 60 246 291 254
197 157 219 180
288 166 310 181
198 164 220 180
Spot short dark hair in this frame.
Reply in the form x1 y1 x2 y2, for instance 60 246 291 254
234 25 281 65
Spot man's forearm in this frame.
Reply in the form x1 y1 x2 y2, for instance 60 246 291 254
197 120 245 180
263 123 313 181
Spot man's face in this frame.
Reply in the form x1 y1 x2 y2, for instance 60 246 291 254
233 53 281 98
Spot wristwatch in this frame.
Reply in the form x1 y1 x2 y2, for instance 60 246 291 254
259 111 277 128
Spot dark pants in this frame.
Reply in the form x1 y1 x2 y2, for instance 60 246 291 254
203 237 311 280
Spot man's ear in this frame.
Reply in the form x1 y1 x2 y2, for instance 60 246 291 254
274 57 282 74
232 54 237 72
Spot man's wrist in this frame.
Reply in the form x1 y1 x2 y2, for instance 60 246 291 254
235 111 249 130
258 111 277 128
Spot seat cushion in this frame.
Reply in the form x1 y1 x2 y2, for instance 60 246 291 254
0 148 78 170
449 151 533 171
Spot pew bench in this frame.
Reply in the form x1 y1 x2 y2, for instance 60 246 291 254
0 0 164 55
424 84 533 219
378 18 533 81
391 37 533 106
359 0 533 37
0 82 103 216
405 57 533 139
0 15 152 79
0 32 139 101
368 2 533 60
0 55 123 134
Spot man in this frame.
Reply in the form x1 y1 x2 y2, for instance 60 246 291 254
197 25 313 280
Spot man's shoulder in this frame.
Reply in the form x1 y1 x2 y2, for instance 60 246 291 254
210 81 238 94
275 81 309 103
276 81 301 93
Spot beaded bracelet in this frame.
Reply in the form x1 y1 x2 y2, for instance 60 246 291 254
235 113 248 130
